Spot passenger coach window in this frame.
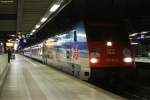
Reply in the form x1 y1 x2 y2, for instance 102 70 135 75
74 31 77 42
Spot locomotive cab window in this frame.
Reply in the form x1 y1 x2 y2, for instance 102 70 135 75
85 23 129 42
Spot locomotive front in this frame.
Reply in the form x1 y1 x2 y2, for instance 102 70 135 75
85 21 135 79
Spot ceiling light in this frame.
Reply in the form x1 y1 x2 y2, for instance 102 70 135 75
129 33 138 37
141 34 144 38
0 0 14 3
35 25 40 29
131 42 138 45
8 39 12 42
145 36 150 38
41 17 47 23
137 37 141 39
18 32 21 35
18 36 21 39
30 32 33 35
10 34 15 37
50 4 60 12
32 30 36 33
141 32 147 34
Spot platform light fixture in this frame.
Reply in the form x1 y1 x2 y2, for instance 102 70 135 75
141 34 145 39
0 0 14 3
49 4 60 12
30 0 68 37
129 33 138 37
16 38 19 41
35 25 40 29
18 32 21 35
30 33 33 35
131 42 139 45
145 36 150 38
141 31 147 34
8 39 12 42
32 29 36 33
137 37 141 39
9 34 15 37
0 42 3 45
41 17 47 23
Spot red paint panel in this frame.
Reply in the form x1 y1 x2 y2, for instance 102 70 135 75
74 48 78 60
88 41 135 68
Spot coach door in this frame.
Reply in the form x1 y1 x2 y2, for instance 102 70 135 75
71 30 81 77
65 33 73 63
42 42 48 64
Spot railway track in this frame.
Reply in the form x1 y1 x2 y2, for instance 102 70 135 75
111 83 150 99
91 79 150 99
116 63 150 99
90 64 150 99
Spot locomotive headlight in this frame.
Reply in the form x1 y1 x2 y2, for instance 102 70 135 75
90 58 99 64
123 57 133 63
106 41 112 46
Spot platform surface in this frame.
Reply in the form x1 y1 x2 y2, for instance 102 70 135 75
135 57 150 63
0 54 123 100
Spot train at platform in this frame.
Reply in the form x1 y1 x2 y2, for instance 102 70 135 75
23 21 135 80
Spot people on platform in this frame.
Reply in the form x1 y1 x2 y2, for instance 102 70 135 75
7 48 12 63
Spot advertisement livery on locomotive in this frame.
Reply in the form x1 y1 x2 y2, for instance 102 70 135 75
23 21 135 80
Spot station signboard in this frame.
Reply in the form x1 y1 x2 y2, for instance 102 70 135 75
6 42 13 47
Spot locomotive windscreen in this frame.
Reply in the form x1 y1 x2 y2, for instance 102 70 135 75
85 23 129 42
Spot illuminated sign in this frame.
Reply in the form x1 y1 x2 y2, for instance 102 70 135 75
46 41 56 46
6 42 13 47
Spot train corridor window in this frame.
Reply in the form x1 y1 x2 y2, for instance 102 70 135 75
74 31 77 42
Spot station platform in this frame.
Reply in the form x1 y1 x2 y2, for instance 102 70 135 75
135 57 150 63
0 54 123 100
